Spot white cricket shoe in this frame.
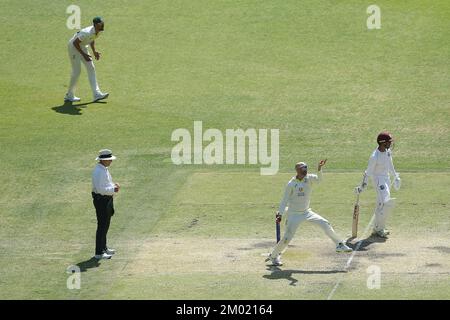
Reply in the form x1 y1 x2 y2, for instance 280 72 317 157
94 253 112 260
264 253 283 266
372 229 390 238
104 248 116 255
64 94 81 102
94 92 109 102
336 242 353 253
267 255 283 266
272 255 283 266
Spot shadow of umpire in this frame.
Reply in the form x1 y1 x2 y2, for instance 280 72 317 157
52 100 107 115
76 257 100 272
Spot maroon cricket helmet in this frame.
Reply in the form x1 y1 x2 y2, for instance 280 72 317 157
377 131 393 144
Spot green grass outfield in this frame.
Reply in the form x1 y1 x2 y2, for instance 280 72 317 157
0 0 449 299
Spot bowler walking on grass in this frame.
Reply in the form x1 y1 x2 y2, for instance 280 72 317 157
355 131 401 238
64 17 109 103
267 160 352 266
92 149 120 260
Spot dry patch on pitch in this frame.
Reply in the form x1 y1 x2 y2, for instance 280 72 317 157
125 235 450 279
125 238 348 276
344 234 450 275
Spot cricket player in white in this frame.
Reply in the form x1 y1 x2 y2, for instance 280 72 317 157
64 17 109 102
267 160 352 266
355 131 401 238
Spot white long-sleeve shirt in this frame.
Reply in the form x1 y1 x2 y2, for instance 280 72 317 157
92 163 115 196
278 171 322 214
365 148 397 178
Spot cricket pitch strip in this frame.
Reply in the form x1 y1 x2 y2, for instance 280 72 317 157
119 235 450 299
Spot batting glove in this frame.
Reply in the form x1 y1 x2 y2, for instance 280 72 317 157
354 184 366 194
275 212 282 223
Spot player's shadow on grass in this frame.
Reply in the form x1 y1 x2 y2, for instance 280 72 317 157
76 257 101 272
263 266 346 286
52 100 107 115
347 235 387 252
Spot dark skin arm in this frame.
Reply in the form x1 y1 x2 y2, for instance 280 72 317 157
90 41 101 60
72 37 92 62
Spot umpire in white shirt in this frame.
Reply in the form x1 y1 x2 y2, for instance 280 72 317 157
92 149 120 259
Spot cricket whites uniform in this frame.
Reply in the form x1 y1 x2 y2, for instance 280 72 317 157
270 170 344 258
365 148 399 233
67 26 102 98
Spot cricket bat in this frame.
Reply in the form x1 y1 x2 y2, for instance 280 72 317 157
276 220 281 243
352 193 360 238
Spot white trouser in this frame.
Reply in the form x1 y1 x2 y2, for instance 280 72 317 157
270 209 342 257
67 43 100 97
372 175 395 232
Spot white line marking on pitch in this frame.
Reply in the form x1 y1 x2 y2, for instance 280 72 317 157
326 211 376 300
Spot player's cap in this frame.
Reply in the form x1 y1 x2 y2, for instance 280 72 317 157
93 16 104 24
95 149 116 161
295 162 308 169
377 131 393 144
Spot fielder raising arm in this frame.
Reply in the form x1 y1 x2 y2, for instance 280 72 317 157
268 159 351 266
276 160 326 221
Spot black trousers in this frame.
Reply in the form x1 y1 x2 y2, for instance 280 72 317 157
92 192 115 255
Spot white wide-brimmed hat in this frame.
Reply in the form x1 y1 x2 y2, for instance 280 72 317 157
95 149 117 161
